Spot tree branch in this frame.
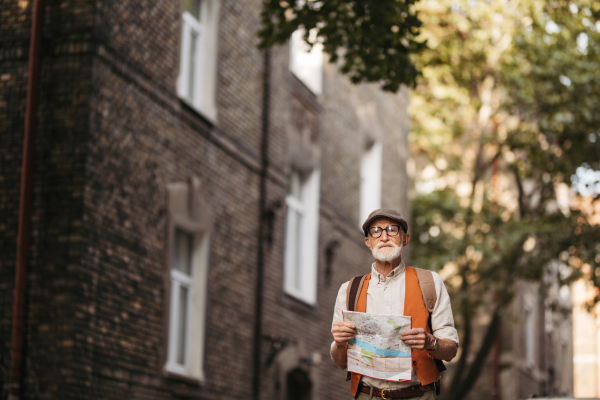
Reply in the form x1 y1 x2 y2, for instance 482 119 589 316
450 308 502 400
512 165 526 218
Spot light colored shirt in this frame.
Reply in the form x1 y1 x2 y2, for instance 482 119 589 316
330 262 459 389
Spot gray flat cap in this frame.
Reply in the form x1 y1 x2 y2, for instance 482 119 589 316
362 208 408 237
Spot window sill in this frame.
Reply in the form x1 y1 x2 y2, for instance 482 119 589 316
179 97 218 127
163 367 205 386
290 72 323 102
283 289 318 308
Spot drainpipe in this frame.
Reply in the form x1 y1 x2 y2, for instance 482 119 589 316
252 48 271 400
8 0 45 398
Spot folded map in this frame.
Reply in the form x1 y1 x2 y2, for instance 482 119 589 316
343 311 412 381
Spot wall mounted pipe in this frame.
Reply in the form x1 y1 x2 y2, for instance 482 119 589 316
252 48 271 400
9 0 45 398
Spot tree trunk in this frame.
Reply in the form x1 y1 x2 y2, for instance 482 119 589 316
449 267 472 393
450 308 501 400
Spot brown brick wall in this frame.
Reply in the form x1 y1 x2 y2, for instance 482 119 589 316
0 0 97 398
0 0 411 399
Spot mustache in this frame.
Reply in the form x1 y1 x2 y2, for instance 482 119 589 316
376 242 400 249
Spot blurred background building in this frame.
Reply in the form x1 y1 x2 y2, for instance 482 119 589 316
572 196 600 398
0 0 410 399
443 278 574 400
573 279 600 398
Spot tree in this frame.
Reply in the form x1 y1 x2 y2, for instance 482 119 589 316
410 0 600 397
259 0 600 397
258 0 425 92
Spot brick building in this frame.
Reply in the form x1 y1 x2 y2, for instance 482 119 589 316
455 278 574 400
0 1 411 399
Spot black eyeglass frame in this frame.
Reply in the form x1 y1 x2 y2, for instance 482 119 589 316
367 224 404 238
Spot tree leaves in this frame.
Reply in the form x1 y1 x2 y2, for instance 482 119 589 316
410 0 600 395
258 0 426 91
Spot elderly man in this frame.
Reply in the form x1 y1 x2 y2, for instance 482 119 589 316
331 209 458 399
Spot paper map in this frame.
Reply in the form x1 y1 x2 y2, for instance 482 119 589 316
343 311 412 381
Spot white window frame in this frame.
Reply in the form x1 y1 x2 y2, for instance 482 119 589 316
284 169 321 305
289 29 323 95
179 7 205 104
165 180 211 382
359 141 383 226
166 229 194 375
166 228 211 380
177 0 220 122
525 304 536 367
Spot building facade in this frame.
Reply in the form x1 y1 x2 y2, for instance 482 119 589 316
499 278 574 399
572 195 600 398
438 279 574 400
573 278 600 398
0 0 411 399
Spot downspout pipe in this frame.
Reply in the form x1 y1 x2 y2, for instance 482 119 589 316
9 0 45 398
252 48 271 400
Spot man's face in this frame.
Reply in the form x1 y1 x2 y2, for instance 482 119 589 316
364 217 410 261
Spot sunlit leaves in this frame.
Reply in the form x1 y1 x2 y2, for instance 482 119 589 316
410 0 600 310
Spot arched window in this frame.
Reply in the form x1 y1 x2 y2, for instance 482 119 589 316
285 368 312 400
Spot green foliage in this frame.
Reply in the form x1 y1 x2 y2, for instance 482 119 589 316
503 1 600 178
258 0 426 92
409 0 600 396
410 0 600 306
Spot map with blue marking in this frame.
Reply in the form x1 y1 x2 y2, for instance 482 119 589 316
343 311 412 381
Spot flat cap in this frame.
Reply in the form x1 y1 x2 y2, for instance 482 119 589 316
362 208 408 237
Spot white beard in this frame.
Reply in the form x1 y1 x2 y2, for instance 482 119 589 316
371 242 403 262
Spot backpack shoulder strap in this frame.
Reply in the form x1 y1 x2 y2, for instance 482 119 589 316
413 267 437 313
346 274 370 311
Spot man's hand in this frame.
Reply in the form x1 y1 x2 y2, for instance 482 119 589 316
401 328 433 350
330 321 356 369
332 321 356 346
401 328 458 361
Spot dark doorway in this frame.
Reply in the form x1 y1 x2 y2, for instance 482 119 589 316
286 367 312 400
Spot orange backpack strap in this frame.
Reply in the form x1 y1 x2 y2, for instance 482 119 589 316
346 273 371 397
414 267 437 313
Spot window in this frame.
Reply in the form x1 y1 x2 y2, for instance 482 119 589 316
525 305 536 366
177 0 220 121
165 179 211 381
168 228 194 373
284 169 321 304
359 140 383 225
289 29 323 95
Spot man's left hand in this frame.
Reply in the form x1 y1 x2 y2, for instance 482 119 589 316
401 328 433 350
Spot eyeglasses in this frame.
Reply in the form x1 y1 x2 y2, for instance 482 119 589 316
368 225 401 238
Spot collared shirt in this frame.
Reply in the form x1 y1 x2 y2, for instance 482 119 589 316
330 262 459 389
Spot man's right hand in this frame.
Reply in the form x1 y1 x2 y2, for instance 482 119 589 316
332 321 356 346
331 321 356 369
